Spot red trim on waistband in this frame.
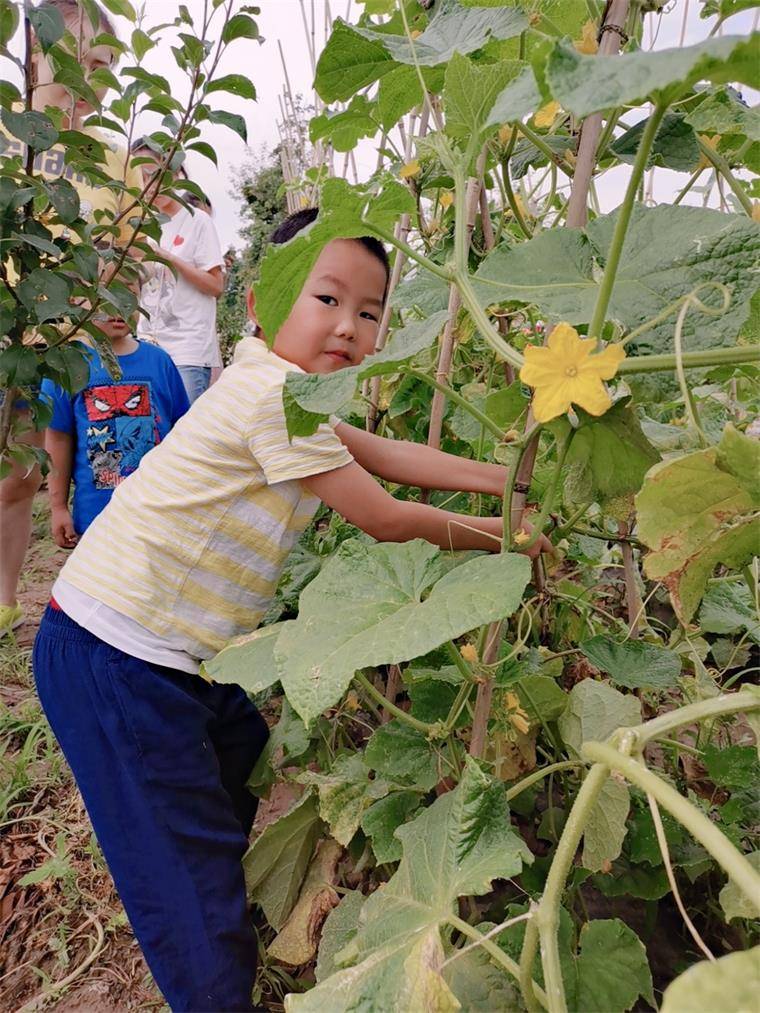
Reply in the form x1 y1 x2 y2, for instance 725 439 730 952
49 597 62 610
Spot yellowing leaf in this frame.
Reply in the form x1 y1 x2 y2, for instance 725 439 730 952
399 159 421 179
574 19 598 55
534 100 560 128
268 840 342 966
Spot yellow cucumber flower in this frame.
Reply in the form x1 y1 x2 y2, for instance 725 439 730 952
519 322 625 423
574 20 598 55
399 159 421 179
460 643 479 664
534 101 560 128
439 190 454 209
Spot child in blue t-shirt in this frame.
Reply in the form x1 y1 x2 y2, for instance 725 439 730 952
41 314 189 547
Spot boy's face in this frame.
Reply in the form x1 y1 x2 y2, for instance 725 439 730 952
267 239 386 374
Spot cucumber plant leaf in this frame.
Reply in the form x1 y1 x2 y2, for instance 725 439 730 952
661 946 760 1013
364 720 440 791
282 310 449 439
361 791 423 864
287 758 530 1012
299 753 390 846
546 34 759 117
579 636 682 690
563 400 661 520
699 582 760 644
201 620 292 694
443 52 521 143
719 852 760 922
243 792 322 931
582 778 631 873
575 919 655 1012
610 112 701 173
473 204 760 352
558 680 641 757
315 890 366 983
276 539 531 725
636 425 760 623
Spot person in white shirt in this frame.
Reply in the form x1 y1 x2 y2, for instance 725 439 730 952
131 140 224 402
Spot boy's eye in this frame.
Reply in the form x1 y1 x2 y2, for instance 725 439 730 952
316 295 338 306
360 311 379 323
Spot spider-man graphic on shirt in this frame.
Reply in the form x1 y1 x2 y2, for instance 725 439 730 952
83 382 159 489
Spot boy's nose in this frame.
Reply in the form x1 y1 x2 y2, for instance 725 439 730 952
335 317 356 341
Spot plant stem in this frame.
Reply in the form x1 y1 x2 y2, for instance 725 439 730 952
617 343 760 374
519 913 542 1013
514 427 574 551
443 679 475 733
518 122 575 178
505 761 583 803
446 641 477 683
583 742 760 908
633 690 759 747
696 136 754 216
407 369 505 441
534 763 611 1013
454 271 525 369
673 295 709 447
673 167 705 206
353 672 434 736
588 102 667 340
448 913 548 1010
501 160 533 238
363 221 453 282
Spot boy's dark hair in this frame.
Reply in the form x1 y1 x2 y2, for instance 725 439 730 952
270 208 390 297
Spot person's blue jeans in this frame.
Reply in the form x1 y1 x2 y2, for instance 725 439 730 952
33 604 269 1012
177 365 212 404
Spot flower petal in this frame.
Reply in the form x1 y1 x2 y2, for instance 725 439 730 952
546 322 581 355
520 345 561 386
579 342 626 381
532 381 573 423
571 377 613 417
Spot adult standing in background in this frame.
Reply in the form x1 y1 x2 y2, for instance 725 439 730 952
131 141 224 403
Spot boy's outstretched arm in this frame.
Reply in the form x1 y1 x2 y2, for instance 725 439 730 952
303 461 551 559
335 422 506 496
46 430 78 548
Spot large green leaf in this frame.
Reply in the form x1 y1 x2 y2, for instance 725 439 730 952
354 0 527 68
443 926 522 1011
314 19 397 103
315 890 366 983
661 946 760 1013
364 720 441 791
579 636 682 691
443 52 520 142
287 758 530 1012
282 310 449 439
485 64 542 128
299 753 389 846
201 621 293 694
276 539 531 725
699 582 760 645
243 793 322 931
636 425 760 623
582 778 630 874
254 178 414 343
686 87 760 143
611 112 701 173
575 919 654 1012
546 34 759 118
361 790 423 864
558 680 641 757
719 852 760 921
309 95 379 153
473 204 760 351
563 400 661 519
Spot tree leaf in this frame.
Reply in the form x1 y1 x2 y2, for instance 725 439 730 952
254 178 414 343
611 112 700 173
575 919 654 1012
699 582 760 644
719 852 760 921
100 0 137 20
276 539 530 725
361 791 422 864
268 840 342 966
28 2 66 50
364 720 440 792
579 636 682 690
443 52 520 142
473 204 760 352
287 759 529 1012
661 946 760 1013
282 310 448 438
201 621 293 694
558 680 641 757
563 400 661 519
636 424 760 623
299 753 389 847
206 73 256 100
42 177 80 225
546 34 758 118
582 778 630 873
243 792 322 931
207 108 247 142
1 108 58 151
354 0 527 68
315 890 366 983
221 12 259 43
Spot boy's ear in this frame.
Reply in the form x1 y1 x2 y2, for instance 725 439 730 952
246 286 257 325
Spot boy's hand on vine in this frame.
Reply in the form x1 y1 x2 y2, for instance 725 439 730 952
51 507 78 549
513 522 553 560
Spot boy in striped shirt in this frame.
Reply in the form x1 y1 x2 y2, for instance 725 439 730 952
32 210 549 1012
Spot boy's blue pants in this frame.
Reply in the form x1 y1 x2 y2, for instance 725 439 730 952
32 604 270 1012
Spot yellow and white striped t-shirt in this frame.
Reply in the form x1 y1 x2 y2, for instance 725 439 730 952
58 337 353 660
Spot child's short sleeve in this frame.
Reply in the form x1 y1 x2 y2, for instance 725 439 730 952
248 380 353 485
40 377 74 433
192 212 223 272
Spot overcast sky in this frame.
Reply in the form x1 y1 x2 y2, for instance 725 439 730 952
3 1 756 248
